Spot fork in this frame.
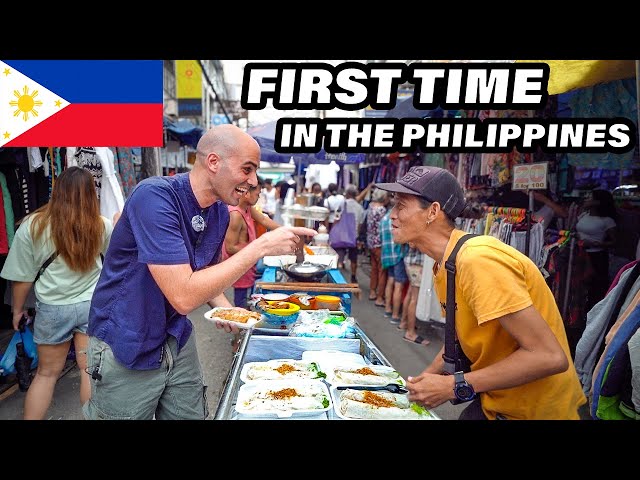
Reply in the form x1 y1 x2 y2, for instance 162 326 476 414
336 383 409 394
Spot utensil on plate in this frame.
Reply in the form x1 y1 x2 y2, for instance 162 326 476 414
336 384 409 394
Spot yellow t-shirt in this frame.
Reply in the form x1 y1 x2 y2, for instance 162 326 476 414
433 229 587 419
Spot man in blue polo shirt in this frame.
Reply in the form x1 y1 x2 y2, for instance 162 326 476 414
83 124 315 420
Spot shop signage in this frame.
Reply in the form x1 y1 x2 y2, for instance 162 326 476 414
512 162 548 191
177 60 203 117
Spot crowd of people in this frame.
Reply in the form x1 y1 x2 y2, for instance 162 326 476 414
0 122 635 421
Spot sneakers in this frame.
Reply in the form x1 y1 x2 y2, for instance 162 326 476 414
350 276 357 283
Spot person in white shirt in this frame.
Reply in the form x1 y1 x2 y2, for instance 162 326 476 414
575 189 618 312
261 178 277 219
324 183 346 232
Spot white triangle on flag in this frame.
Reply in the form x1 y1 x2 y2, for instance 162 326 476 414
0 60 71 147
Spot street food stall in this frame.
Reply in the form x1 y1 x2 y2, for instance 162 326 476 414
209 260 438 420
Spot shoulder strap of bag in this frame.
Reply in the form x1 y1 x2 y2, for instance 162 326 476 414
442 233 478 375
33 252 105 284
34 252 59 284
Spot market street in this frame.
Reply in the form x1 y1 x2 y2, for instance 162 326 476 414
0 259 466 420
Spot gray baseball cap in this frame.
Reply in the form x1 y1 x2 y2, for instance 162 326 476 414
375 166 466 218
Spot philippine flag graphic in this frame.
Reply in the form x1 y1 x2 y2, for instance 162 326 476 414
0 60 163 147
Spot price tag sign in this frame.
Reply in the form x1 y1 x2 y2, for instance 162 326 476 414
512 162 548 191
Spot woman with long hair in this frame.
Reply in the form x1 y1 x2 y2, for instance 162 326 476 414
1 166 113 419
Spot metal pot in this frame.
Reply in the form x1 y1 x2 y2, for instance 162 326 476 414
283 261 329 282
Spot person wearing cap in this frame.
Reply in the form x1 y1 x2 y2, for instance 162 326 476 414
376 165 586 420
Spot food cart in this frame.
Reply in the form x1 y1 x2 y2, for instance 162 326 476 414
211 229 437 419
214 323 440 420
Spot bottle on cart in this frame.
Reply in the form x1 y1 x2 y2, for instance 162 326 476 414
314 225 329 246
15 341 32 392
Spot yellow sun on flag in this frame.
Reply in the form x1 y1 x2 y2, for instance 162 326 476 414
9 85 43 121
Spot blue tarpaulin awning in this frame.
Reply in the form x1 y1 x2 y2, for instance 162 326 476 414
164 117 204 149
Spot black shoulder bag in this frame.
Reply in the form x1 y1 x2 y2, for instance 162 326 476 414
33 252 59 284
442 234 478 397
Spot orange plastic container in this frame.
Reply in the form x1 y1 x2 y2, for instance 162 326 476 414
314 295 341 310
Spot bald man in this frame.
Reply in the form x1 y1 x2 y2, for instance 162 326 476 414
83 125 315 420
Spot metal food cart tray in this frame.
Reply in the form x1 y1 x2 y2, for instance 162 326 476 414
214 325 394 420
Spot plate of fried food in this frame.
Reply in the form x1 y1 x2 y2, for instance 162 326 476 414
204 307 263 329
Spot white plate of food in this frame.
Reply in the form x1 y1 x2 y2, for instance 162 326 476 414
235 379 332 418
261 293 291 302
239 359 327 383
324 363 406 387
329 385 436 420
203 307 263 329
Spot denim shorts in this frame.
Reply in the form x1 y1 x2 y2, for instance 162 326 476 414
33 300 90 345
387 260 408 283
82 332 209 420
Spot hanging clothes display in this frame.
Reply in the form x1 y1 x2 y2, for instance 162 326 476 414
114 147 137 198
571 258 640 420
67 147 125 221
69 147 102 198
0 172 14 248
566 78 638 169
456 206 545 268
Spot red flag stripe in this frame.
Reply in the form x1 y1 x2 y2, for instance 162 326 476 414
5 104 164 147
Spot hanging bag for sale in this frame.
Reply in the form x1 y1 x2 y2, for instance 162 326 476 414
329 200 357 249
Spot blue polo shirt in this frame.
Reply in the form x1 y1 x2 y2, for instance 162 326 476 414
88 173 229 370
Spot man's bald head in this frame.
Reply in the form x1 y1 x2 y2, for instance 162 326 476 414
196 124 260 164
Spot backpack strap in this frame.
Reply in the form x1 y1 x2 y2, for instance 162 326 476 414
442 234 478 375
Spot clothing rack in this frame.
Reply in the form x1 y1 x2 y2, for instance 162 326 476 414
483 206 532 257
544 228 575 319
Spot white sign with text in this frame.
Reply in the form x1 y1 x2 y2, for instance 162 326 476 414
512 162 548 191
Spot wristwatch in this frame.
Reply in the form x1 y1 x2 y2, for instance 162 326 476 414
453 371 476 403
